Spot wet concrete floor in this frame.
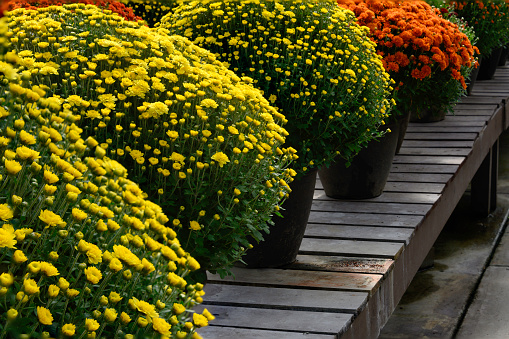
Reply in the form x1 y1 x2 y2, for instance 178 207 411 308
378 130 509 338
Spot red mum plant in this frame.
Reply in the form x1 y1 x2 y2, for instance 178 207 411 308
0 0 142 21
338 0 478 117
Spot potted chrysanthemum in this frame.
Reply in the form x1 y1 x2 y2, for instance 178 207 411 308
0 48 211 338
4 3 296 278
161 0 394 266
424 1 481 95
0 0 143 20
338 0 477 124
451 0 509 80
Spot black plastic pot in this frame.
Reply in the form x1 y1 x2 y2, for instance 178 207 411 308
467 57 482 96
395 112 410 154
318 122 399 199
499 45 509 66
242 169 317 268
477 47 503 80
410 107 447 123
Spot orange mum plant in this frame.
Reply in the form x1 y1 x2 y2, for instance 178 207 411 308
337 0 477 117
451 0 509 57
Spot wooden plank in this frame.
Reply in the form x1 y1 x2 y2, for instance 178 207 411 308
387 172 451 183
392 155 464 165
305 224 414 244
441 115 491 122
453 106 499 112
383 181 445 194
198 326 336 339
390 163 459 174
311 200 430 215
307 211 422 227
299 238 404 259
403 132 477 140
201 284 368 312
456 96 501 104
315 178 445 194
397 148 471 156
207 267 382 292
313 191 439 204
406 120 486 127
401 140 474 148
404 126 482 133
290 254 394 274
193 305 353 335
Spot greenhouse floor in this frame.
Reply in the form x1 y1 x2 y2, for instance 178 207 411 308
379 129 509 338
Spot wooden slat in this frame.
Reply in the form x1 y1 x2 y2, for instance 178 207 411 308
311 200 430 215
400 140 474 148
453 108 499 114
198 326 337 339
386 172 451 183
299 238 404 259
390 163 459 173
194 305 353 335
403 132 477 140
305 224 414 244
307 211 422 227
315 178 446 194
207 267 382 292
439 115 491 122
201 284 367 312
392 155 464 165
314 190 439 204
383 181 445 194
404 126 482 132
397 148 471 156
290 254 394 274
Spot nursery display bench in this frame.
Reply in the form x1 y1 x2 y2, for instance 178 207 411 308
196 66 509 339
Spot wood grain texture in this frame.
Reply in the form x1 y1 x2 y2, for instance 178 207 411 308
194 305 353 335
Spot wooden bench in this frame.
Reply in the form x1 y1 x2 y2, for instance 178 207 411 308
195 66 509 339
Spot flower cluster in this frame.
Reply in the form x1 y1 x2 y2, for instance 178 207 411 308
0 53 211 337
5 4 296 277
451 0 509 57
338 0 477 115
0 0 142 21
161 0 394 170
120 0 179 27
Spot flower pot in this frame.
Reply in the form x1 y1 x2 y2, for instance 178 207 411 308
467 57 482 96
499 45 509 66
410 107 447 123
477 47 503 80
318 121 399 199
395 111 410 154
242 169 317 268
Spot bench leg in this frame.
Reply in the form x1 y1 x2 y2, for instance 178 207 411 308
471 140 499 216
491 139 499 211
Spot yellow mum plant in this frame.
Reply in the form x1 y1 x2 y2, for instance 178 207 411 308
4 4 295 278
119 0 179 26
161 0 395 172
0 47 211 338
